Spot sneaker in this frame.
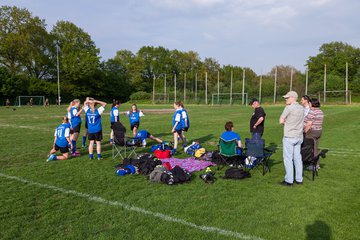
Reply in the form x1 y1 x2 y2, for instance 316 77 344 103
89 156 94 160
72 153 77 158
82 144 86 149
279 180 293 186
47 154 56 162
171 149 177 155
295 181 303 185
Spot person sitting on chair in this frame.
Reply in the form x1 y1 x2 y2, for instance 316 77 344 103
134 130 164 147
221 121 242 154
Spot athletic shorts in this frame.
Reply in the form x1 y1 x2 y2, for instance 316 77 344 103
175 129 183 135
88 131 103 141
70 124 81 134
131 122 140 130
110 122 115 129
85 121 88 129
55 144 69 153
182 127 189 132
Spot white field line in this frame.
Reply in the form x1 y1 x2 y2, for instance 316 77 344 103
0 173 264 240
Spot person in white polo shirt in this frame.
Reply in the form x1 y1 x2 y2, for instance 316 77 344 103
279 91 304 186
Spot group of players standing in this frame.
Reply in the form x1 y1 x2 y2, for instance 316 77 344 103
47 99 190 161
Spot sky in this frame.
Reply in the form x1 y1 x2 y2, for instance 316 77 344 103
2 0 360 74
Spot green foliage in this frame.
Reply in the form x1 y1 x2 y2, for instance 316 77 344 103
129 91 151 100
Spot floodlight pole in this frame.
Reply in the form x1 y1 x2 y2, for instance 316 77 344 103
259 74 262 103
174 74 177 102
346 62 348 105
205 72 208 105
242 69 245 105
273 67 277 104
184 73 186 103
305 67 309 95
152 73 156 104
324 64 327 103
230 70 233 105
164 74 167 104
217 70 220 104
56 42 61 106
290 68 293 91
195 73 198 103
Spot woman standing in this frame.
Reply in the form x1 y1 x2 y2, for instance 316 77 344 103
84 98 107 160
171 101 185 155
304 98 324 169
110 100 120 144
67 99 83 157
125 103 144 137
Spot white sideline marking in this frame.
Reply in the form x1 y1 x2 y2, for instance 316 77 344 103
0 173 263 240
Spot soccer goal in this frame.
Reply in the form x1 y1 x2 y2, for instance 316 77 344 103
15 96 45 107
211 93 248 105
153 93 170 104
317 90 352 104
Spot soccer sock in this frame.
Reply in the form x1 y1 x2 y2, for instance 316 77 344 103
72 140 76 153
82 136 86 146
183 137 187 146
97 153 102 159
89 154 93 159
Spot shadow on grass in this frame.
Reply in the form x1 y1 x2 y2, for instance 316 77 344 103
191 134 214 143
305 220 332 240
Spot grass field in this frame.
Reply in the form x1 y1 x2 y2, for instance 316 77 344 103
0 103 359 240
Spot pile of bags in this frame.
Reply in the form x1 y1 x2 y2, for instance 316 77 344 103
115 153 191 185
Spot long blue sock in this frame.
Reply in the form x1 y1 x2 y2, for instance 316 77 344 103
89 154 93 159
72 140 76 153
97 153 102 159
82 136 86 146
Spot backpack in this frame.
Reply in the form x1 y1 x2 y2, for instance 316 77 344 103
194 148 206 158
150 144 173 152
184 142 201 156
170 165 191 184
149 166 168 183
223 167 251 179
154 149 172 159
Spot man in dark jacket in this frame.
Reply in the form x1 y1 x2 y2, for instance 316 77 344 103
249 98 266 140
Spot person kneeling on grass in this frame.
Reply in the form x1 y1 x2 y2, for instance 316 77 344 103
84 98 107 160
134 130 164 147
47 116 73 161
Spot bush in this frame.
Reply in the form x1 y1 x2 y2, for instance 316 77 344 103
129 91 151 100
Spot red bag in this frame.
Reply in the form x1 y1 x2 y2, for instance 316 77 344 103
154 150 171 159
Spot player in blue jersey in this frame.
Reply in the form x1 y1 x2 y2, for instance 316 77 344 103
125 103 144 137
134 129 163 147
171 101 186 155
47 116 73 161
81 97 91 149
179 102 190 148
110 100 120 144
221 121 242 155
67 99 83 157
83 98 107 160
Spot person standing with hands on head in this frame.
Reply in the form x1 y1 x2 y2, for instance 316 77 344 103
84 98 106 160
110 100 120 145
279 91 304 186
249 98 266 140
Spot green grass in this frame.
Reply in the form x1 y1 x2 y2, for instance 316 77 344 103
0 104 359 240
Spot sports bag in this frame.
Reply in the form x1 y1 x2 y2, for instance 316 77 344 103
223 167 251 179
154 149 172 159
149 166 168 183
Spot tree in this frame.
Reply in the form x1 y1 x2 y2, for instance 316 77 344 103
50 21 100 97
0 6 53 79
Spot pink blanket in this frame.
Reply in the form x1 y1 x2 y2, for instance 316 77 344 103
161 157 213 172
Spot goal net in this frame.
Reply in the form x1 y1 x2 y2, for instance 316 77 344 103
211 93 248 105
317 91 352 104
15 96 45 107
153 93 170 104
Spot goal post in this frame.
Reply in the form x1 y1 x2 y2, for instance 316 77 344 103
211 93 248 105
15 96 45 107
317 90 351 104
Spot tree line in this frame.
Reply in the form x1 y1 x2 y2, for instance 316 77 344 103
1 5 360 105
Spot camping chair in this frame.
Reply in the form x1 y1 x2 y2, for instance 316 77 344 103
242 138 275 176
112 122 141 159
217 138 244 169
301 138 328 181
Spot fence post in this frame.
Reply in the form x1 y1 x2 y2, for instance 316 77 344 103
205 72 208 105
242 69 245 105
273 67 277 104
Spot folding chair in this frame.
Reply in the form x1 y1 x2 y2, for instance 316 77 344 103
242 138 275 175
112 122 141 159
301 138 328 181
217 138 244 169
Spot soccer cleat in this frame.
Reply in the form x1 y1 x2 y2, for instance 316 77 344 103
47 154 57 162
171 149 177 155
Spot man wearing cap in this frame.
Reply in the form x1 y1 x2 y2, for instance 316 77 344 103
249 98 266 140
279 91 304 186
